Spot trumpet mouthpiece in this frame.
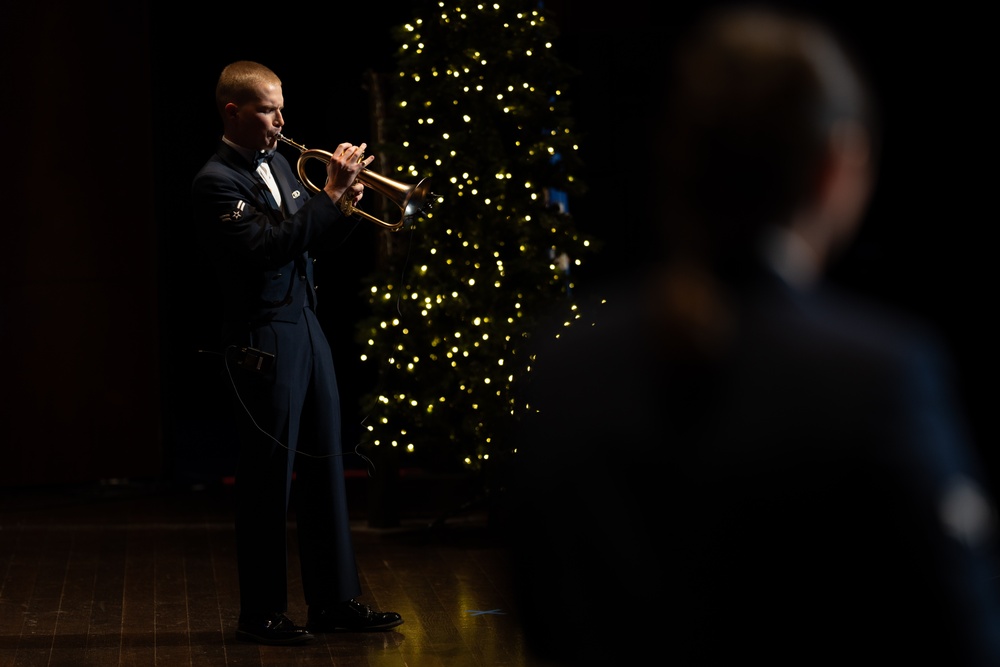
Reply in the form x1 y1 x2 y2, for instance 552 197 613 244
276 133 307 153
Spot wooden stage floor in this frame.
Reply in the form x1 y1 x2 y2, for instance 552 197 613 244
0 478 555 667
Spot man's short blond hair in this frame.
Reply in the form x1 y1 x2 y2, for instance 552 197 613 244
215 61 281 118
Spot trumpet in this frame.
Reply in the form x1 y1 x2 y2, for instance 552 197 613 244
276 134 432 231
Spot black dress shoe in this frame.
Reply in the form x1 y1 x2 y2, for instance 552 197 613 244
307 599 404 632
236 612 314 645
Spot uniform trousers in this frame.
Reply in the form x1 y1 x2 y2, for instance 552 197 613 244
229 306 362 616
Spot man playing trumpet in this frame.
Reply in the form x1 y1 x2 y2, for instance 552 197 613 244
191 60 402 646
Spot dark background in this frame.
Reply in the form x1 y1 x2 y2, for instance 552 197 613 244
2 2 994 493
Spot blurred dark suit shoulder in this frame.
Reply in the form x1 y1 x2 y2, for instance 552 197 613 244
509 268 1000 666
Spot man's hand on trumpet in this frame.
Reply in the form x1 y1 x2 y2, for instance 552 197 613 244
323 141 375 208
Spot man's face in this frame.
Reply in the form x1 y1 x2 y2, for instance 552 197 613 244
228 82 284 151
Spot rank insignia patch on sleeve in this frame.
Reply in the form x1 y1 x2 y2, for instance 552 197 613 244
220 200 246 222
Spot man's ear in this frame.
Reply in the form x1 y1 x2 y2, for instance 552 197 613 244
791 121 873 270
816 121 873 247
224 102 239 120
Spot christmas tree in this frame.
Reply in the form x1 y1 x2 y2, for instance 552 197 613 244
356 0 597 492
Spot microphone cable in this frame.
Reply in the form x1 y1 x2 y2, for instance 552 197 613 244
196 347 377 477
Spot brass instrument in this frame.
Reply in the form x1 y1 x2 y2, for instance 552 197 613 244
276 134 432 231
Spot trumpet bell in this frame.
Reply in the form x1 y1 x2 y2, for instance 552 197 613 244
353 168 433 230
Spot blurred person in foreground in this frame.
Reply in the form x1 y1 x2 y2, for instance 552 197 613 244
507 6 1000 665
191 61 402 646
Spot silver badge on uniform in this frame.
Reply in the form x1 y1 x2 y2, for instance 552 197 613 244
220 200 246 222
291 190 301 199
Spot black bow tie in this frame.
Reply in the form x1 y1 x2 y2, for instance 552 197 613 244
253 151 274 166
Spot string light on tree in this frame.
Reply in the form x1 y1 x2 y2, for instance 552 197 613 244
356 0 598 482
